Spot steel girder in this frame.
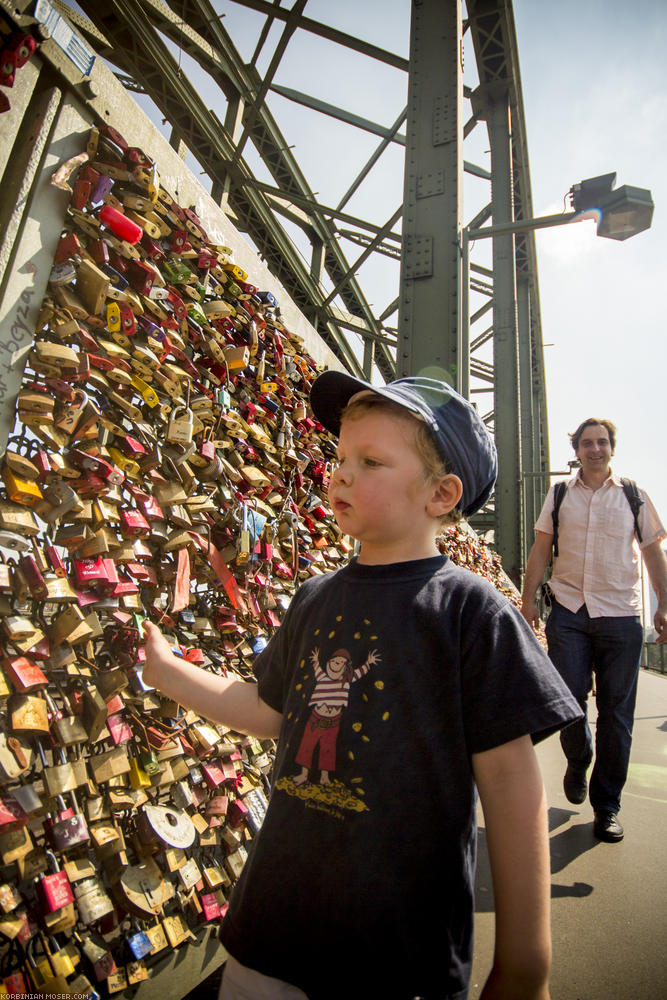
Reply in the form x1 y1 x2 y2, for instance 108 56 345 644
50 0 548 581
71 0 397 381
466 0 550 578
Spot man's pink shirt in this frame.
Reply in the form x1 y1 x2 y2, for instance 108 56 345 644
535 470 666 617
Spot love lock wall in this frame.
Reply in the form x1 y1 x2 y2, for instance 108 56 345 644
0 5 351 998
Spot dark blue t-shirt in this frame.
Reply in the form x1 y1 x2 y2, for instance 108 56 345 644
221 555 581 999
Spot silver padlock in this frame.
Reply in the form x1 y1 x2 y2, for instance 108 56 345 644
74 876 116 924
166 404 194 445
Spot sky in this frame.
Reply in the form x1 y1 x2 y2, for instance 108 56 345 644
511 0 667 523
78 0 667 525
210 0 667 523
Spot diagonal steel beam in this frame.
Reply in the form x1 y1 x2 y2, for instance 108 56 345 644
75 0 366 378
137 0 397 379
226 0 409 71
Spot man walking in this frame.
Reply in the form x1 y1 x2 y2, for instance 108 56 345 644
521 418 667 842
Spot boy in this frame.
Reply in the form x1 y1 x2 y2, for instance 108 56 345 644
143 372 582 1000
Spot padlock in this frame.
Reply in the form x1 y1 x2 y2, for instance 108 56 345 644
1 937 28 993
35 482 81 524
48 789 91 854
24 936 69 993
2 656 48 693
8 693 50 735
99 204 142 244
79 933 117 982
73 877 115 925
67 448 125 486
128 755 151 790
35 851 75 914
80 682 108 742
88 746 131 784
47 690 88 746
119 508 150 537
1 465 43 506
49 604 92 646
162 912 192 948
127 919 152 960
0 794 28 834
0 733 32 782
166 404 195 445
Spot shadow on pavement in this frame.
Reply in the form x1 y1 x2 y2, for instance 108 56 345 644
476 811 600 912
549 819 599 874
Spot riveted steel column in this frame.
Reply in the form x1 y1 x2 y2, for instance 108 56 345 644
488 91 522 585
517 274 534 569
398 0 463 384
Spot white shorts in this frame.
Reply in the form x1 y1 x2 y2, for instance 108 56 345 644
219 954 309 1000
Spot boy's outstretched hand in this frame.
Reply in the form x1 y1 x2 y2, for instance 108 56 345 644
141 619 178 690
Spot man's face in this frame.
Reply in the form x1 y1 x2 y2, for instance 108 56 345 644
575 423 613 475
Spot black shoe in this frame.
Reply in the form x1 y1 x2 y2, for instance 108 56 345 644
563 762 588 804
593 811 624 842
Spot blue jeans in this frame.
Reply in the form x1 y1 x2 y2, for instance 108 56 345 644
545 599 643 814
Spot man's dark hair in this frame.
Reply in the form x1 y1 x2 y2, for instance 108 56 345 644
570 418 616 453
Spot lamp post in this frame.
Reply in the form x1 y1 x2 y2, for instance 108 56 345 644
460 174 654 585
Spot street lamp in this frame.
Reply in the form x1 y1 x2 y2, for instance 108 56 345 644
569 172 654 240
458 172 654 400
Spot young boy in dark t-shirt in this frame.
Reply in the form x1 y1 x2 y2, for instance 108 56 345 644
143 372 582 1000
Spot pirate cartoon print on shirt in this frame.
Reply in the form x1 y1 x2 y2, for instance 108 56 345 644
293 645 380 786
275 629 382 816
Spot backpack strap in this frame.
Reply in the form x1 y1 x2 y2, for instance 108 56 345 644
551 481 568 558
620 478 643 543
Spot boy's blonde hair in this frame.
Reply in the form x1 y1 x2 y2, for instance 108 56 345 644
340 395 462 526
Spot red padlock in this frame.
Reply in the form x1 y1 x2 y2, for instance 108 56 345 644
98 558 120 595
167 287 187 320
45 544 68 578
54 232 82 263
200 892 222 922
141 234 164 260
126 258 155 295
17 554 48 600
72 557 108 587
2 656 48 692
138 495 164 521
67 449 124 486
35 851 75 913
73 165 100 210
201 761 226 789
120 509 150 538
118 435 146 459
99 204 142 244
0 54 15 88
0 793 29 831
228 798 249 829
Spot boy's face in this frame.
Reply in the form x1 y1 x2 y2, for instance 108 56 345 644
329 408 457 564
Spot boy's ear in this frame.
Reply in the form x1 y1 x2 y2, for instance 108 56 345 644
426 474 463 517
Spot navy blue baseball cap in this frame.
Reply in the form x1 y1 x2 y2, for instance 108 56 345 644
310 371 498 517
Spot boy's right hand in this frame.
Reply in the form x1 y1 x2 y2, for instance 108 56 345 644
141 619 177 691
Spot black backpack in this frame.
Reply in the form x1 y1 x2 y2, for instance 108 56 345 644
551 478 643 558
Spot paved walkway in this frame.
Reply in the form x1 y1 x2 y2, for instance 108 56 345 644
469 668 667 999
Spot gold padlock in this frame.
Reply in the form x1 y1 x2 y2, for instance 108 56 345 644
223 345 250 371
8 693 50 735
1 467 43 506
